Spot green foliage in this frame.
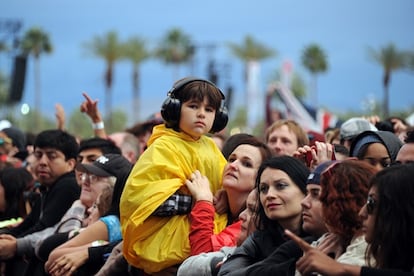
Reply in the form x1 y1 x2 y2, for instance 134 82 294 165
155 28 193 64
67 108 128 139
368 43 407 118
20 27 53 57
301 44 328 74
0 72 9 107
18 110 55 135
290 73 307 100
228 35 275 61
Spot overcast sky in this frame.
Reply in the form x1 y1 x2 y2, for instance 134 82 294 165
2 0 414 125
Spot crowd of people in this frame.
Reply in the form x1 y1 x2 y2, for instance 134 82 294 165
0 76 413 276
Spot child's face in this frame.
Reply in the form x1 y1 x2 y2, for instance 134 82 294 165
179 97 216 139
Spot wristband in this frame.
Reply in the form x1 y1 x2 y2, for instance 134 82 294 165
92 121 104 130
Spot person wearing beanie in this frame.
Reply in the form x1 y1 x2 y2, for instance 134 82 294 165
350 130 403 170
218 156 310 276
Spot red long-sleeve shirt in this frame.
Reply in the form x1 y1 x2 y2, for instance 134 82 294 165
189 200 242 255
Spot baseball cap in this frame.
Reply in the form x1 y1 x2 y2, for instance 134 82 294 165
306 160 337 185
340 118 378 140
76 153 131 178
0 120 12 131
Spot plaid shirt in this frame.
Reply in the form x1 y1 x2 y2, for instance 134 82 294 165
153 193 193 217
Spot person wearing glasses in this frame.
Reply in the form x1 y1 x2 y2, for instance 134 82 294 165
44 153 132 276
285 162 414 276
350 130 402 170
220 159 377 276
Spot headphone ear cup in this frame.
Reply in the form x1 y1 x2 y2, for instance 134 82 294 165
161 96 181 128
211 105 229 133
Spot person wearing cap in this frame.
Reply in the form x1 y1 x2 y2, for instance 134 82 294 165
0 126 28 168
0 129 80 275
340 117 378 150
350 130 403 170
44 154 132 276
285 163 414 276
218 156 310 275
231 160 377 276
0 137 123 275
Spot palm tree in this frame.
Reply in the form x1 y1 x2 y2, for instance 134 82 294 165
121 37 151 122
20 27 52 129
228 35 275 130
155 28 193 80
301 44 328 109
368 43 406 119
84 31 123 129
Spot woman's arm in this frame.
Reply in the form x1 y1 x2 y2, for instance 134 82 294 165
45 220 108 271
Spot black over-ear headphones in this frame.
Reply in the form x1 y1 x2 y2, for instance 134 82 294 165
161 77 228 133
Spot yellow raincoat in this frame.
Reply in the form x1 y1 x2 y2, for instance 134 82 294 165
120 125 227 273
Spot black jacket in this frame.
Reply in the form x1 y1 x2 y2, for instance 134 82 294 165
218 227 310 276
6 171 80 238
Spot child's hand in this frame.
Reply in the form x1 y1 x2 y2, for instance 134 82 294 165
185 170 213 203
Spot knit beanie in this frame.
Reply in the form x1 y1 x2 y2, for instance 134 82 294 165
257 156 309 194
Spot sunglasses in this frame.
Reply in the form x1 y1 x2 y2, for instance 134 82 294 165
366 195 377 215
0 137 12 145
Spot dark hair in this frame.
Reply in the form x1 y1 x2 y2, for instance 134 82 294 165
367 163 414 271
404 128 414 143
34 130 79 160
255 156 309 231
375 117 408 133
174 80 223 112
164 79 224 132
0 167 34 220
333 143 349 157
78 137 121 155
319 160 376 245
105 156 133 218
221 133 272 162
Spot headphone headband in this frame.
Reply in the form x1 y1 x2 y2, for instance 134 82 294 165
167 77 225 100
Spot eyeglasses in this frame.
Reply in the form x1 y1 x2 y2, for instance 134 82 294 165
80 172 106 184
366 195 377 215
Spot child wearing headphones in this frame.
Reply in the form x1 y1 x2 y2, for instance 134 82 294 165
120 77 229 275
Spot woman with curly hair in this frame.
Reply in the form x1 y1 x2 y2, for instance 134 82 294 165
286 162 414 276
317 159 378 265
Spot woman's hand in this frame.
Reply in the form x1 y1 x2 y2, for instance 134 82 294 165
185 170 213 203
46 249 88 276
284 230 360 276
316 232 345 259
